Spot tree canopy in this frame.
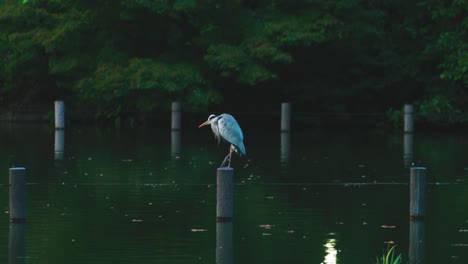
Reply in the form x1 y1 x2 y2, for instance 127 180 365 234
0 0 466 124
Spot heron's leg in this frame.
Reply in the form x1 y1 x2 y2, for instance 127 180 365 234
220 152 230 167
220 146 234 167
227 151 233 167
227 145 234 167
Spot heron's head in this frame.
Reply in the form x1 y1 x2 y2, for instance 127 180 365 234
198 114 218 128
208 114 216 121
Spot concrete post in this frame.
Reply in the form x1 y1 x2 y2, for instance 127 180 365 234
217 167 234 222
281 102 291 132
55 100 65 130
171 102 182 131
410 167 427 220
404 104 414 134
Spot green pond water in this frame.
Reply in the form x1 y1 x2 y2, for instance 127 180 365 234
0 123 466 264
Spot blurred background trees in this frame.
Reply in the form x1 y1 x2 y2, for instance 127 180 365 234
0 0 466 125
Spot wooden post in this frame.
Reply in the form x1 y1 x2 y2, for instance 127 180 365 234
54 130 65 160
54 100 65 130
171 102 182 131
403 133 414 168
217 167 234 222
409 220 426 264
410 167 426 220
404 104 414 134
9 168 27 223
281 102 291 132
216 222 233 264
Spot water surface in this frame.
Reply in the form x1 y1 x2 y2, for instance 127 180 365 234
0 123 466 264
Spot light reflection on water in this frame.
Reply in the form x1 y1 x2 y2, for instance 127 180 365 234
322 238 338 264
0 124 467 264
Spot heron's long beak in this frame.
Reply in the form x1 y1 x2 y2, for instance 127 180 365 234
198 120 210 128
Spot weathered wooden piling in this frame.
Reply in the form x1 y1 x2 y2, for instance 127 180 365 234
409 220 426 264
171 102 182 131
54 100 65 130
217 167 234 222
410 167 426 220
281 102 291 132
404 104 414 134
9 168 27 223
403 133 414 168
54 130 65 160
9 223 26 264
216 222 233 264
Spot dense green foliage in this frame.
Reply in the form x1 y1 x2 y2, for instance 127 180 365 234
0 0 466 124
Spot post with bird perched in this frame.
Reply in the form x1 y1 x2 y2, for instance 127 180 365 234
171 102 182 131
410 167 427 220
9 168 27 223
216 167 234 221
404 104 414 134
55 100 65 130
198 113 246 222
281 102 291 132
198 114 246 168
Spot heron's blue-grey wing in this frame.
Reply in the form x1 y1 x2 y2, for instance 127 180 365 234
217 114 246 155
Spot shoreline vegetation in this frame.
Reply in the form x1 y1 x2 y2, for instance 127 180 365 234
1 1 466 127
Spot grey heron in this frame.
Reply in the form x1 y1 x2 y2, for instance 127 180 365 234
198 113 246 167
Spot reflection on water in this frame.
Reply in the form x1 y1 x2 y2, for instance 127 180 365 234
171 130 181 159
280 131 290 167
409 220 425 264
9 223 26 264
0 125 467 264
321 238 338 264
403 133 414 168
54 130 65 160
216 222 233 264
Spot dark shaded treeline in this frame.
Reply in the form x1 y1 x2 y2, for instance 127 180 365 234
0 0 466 126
